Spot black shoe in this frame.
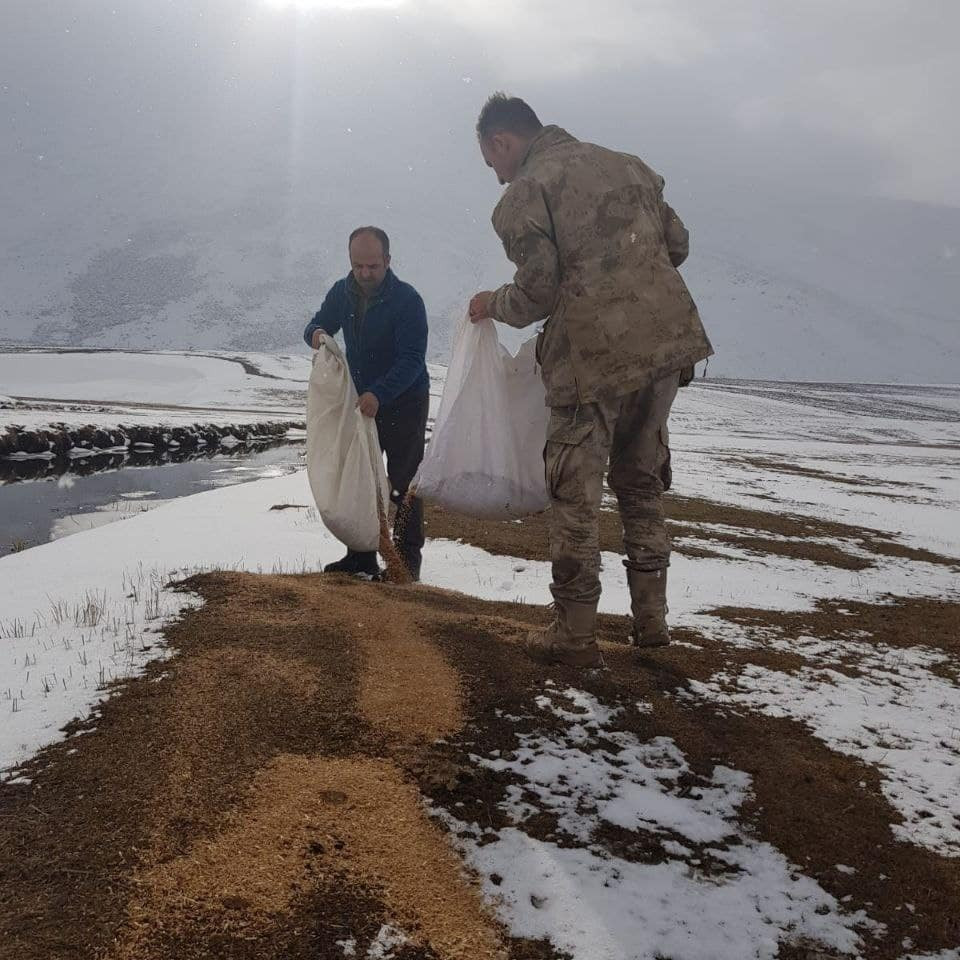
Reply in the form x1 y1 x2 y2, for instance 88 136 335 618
323 550 380 578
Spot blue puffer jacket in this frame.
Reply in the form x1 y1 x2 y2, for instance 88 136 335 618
303 269 429 408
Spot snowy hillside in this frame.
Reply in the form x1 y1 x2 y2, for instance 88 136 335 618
680 185 960 383
2 177 958 382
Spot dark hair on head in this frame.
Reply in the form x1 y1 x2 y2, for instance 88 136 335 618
476 93 543 141
348 226 390 259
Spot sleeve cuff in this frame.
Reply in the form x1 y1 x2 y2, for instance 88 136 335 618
368 385 389 407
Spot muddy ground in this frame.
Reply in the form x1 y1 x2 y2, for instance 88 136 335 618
1 497 958 959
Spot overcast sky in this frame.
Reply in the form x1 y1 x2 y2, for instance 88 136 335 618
3 0 958 210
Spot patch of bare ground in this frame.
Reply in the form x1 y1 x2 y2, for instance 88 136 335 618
424 500 866 569
2 573 958 958
667 495 960 570
728 454 933 492
424 495 960 572
707 595 960 679
671 525 874 570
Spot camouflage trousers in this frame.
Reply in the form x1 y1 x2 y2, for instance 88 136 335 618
545 372 681 605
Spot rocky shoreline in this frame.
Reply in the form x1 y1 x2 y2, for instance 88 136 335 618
0 419 303 459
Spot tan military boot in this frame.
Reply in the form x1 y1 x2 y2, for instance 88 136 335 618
524 600 605 668
627 568 670 648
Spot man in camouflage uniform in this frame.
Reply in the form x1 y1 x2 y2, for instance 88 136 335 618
469 94 713 668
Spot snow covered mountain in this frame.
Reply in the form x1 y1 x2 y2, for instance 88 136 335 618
2 172 957 382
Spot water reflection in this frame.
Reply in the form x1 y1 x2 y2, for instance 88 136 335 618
0 438 303 485
0 441 307 556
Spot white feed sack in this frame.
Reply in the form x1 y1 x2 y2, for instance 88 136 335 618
305 336 390 551
414 315 549 520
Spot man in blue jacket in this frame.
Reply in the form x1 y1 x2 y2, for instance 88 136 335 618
304 226 430 580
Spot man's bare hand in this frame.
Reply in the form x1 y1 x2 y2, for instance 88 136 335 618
356 391 380 418
469 291 494 324
311 329 326 349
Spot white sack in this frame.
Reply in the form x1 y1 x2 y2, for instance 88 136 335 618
306 336 390 551
413 314 550 519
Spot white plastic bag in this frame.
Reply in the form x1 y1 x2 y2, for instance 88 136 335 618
306 336 390 551
413 314 550 519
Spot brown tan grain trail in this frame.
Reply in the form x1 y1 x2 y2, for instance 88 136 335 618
109 573 503 958
113 756 504 960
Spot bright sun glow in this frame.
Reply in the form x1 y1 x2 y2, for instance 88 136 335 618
264 0 407 10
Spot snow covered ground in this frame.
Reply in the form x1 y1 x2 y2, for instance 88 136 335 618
442 685 878 960
0 350 310 434
1 354 958 957
0 349 446 439
0 350 302 410
671 379 960 557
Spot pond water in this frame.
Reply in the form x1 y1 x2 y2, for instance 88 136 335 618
0 442 305 557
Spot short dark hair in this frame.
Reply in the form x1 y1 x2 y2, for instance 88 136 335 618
476 93 543 141
348 226 390 259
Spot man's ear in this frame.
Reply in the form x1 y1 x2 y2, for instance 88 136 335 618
385 254 392 268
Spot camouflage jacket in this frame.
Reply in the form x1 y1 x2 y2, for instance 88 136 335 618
490 125 713 406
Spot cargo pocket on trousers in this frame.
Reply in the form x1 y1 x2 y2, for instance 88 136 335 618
658 424 673 492
545 418 595 500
